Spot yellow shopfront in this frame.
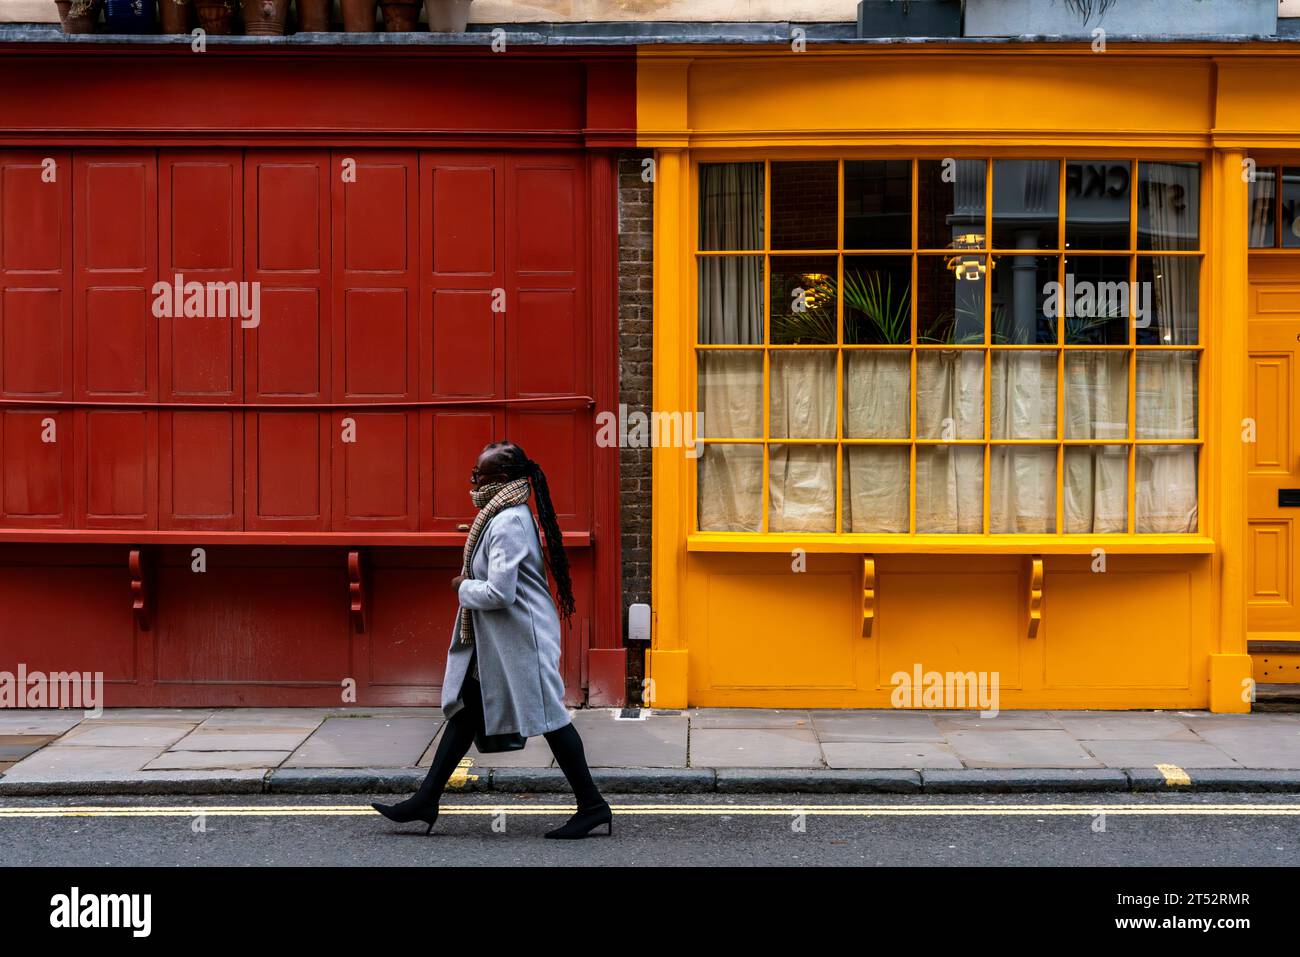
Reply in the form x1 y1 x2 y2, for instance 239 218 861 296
639 46 1300 713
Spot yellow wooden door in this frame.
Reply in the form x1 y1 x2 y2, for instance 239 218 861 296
1247 256 1300 684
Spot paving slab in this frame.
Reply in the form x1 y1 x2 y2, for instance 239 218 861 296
51 719 199 749
3 745 162 776
686 709 813 729
170 729 319 752
689 727 823 768
1080 739 1240 769
144 750 291 771
810 711 945 743
83 708 217 723
193 709 334 729
0 735 56 762
1190 725 1300 769
1176 712 1300 731
0 711 86 735
572 709 688 767
944 730 1101 769
284 716 439 768
933 711 1065 732
1051 712 1199 741
821 741 964 769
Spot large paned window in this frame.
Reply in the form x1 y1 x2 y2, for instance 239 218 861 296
695 158 1203 535
1248 165 1300 248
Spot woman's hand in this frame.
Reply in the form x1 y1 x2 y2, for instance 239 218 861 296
451 575 466 590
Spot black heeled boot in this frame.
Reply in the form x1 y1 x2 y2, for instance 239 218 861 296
544 800 613 839
542 721 613 839
371 797 440 835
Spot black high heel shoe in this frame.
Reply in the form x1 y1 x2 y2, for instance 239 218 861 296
372 799 439 835
544 801 613 839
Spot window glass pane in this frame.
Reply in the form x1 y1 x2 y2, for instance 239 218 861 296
1136 445 1198 533
993 159 1059 250
771 161 837 250
1060 255 1129 344
1138 161 1199 251
1064 351 1128 439
1282 168 1300 249
698 255 763 344
844 350 909 439
698 351 762 439
770 256 837 344
991 351 1056 439
700 162 763 251
919 254 985 344
1065 160 1131 250
844 160 911 250
1064 446 1127 533
918 351 984 439
990 446 1056 533
919 159 986 250
1248 166 1277 249
916 446 983 533
1136 351 1198 439
992 254 1056 344
770 351 836 439
842 255 911 344
843 446 909 533
1136 256 1199 345
768 444 836 532
698 444 763 531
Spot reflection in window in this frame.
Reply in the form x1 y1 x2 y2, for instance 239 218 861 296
1248 167 1277 248
772 161 837 250
1283 168 1300 249
918 254 985 343
845 160 911 250
1065 160 1131 250
1060 256 1129 344
992 254 1055 344
1138 161 1199 251
1136 256 1199 345
993 159 1059 250
919 159 986 250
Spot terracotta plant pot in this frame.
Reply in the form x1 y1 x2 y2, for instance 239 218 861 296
103 0 156 33
193 0 235 32
159 0 191 32
339 0 375 31
378 0 419 31
296 0 330 30
425 0 470 32
241 0 288 34
54 0 103 33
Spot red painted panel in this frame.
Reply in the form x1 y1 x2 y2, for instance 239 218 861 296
333 410 417 530
82 287 152 397
159 150 243 401
1 154 68 273
1 409 72 526
246 412 329 529
80 409 155 528
254 287 325 397
2 288 65 397
425 410 501 530
161 410 242 529
430 290 497 397
508 409 586 529
514 160 579 274
361 555 459 692
511 289 580 396
430 164 497 276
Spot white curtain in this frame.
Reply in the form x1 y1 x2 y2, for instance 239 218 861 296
916 351 984 532
990 351 1056 533
768 352 835 532
1064 351 1128 532
843 351 910 532
1249 168 1276 248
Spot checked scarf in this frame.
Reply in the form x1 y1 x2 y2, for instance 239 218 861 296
457 477 532 646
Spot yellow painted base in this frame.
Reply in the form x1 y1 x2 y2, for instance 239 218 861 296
645 649 689 709
1210 654 1254 713
1251 650 1300 686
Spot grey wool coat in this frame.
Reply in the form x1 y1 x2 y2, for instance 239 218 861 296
441 502 572 738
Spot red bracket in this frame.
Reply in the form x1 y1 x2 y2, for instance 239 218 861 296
129 547 150 632
348 549 366 633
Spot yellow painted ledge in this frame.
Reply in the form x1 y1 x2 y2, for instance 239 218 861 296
687 534 1216 555
1210 654 1254 714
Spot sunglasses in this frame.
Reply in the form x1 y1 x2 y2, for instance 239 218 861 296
470 466 509 484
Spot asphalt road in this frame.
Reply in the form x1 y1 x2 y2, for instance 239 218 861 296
1 791 1298 867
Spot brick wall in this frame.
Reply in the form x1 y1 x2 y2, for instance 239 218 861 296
617 152 653 705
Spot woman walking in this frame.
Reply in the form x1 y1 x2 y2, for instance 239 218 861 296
372 441 613 839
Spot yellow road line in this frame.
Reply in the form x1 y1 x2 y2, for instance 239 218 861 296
0 803 1299 819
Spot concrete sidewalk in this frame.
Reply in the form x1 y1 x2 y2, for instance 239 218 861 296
2 706 1300 795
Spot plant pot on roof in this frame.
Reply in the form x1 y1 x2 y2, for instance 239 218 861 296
425 0 471 32
54 0 103 32
242 0 289 34
103 0 156 32
296 0 331 30
340 0 376 30
194 0 235 32
159 0 192 32
379 0 420 30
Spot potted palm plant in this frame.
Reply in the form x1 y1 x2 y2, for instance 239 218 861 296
55 0 103 32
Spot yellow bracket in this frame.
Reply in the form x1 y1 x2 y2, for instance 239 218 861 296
1028 556 1044 639
862 555 875 637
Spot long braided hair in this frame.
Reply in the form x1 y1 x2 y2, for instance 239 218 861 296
481 441 575 622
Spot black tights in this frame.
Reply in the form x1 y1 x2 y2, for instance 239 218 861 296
407 669 604 810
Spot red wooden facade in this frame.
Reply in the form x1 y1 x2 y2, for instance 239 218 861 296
0 45 635 706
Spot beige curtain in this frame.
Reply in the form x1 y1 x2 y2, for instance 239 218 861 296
1064 351 1128 532
768 352 836 532
1249 168 1276 248
990 351 1056 533
916 351 984 532
843 351 910 532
